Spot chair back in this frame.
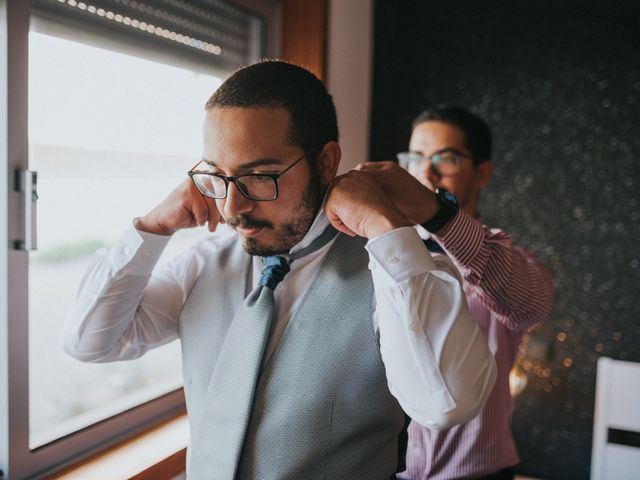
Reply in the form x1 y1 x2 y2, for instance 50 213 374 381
591 357 640 479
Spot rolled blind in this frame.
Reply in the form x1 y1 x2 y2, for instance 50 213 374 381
31 0 264 70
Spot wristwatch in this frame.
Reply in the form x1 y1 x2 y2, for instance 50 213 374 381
421 188 459 233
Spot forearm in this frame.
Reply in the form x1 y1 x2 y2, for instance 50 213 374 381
435 210 553 330
64 221 177 362
367 228 496 429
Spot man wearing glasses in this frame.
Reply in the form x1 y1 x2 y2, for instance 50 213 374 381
65 64 497 479
359 106 553 480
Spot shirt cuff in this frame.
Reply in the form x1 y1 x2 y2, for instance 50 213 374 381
365 226 438 285
107 219 172 276
434 209 485 265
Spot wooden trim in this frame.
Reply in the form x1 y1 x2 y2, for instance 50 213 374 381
130 449 186 480
46 413 188 480
281 0 327 80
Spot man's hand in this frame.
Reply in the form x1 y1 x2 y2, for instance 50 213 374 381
325 170 411 238
135 179 221 235
355 161 439 225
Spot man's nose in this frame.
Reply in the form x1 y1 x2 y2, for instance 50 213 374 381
425 160 441 189
223 181 254 218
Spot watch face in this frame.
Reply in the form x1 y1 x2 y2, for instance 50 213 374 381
439 189 458 206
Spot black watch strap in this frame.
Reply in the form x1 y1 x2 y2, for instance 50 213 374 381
421 188 459 233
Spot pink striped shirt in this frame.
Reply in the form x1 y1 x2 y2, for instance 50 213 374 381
398 210 553 479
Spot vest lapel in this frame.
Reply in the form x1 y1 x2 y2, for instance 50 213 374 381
185 238 252 479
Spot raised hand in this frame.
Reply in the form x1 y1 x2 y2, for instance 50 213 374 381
135 178 221 235
354 161 439 225
325 170 411 239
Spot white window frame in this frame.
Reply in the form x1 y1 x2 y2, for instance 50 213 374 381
0 0 278 477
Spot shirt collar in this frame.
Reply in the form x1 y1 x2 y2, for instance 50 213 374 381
416 224 432 240
288 196 331 256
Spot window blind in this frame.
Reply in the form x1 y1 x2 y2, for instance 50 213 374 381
31 0 264 70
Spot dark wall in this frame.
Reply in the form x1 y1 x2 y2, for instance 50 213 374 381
371 1 640 479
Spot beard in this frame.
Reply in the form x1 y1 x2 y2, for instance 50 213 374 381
225 175 323 257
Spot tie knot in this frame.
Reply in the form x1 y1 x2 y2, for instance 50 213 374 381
259 255 290 290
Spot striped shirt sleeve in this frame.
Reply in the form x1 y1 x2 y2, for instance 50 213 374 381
433 210 553 331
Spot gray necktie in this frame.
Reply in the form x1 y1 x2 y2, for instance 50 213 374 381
190 225 337 479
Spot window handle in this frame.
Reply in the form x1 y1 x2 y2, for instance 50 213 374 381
14 169 38 251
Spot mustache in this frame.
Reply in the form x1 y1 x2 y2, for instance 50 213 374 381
225 215 273 230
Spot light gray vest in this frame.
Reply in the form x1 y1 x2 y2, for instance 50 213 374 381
178 233 406 479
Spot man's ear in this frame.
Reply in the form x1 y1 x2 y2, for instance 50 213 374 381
474 160 493 189
315 141 341 187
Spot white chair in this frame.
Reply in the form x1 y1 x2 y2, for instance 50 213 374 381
591 357 640 479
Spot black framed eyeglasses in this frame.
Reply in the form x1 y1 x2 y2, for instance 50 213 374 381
397 147 472 177
188 150 312 201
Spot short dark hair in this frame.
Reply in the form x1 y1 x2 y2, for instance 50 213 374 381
412 105 492 164
205 60 339 153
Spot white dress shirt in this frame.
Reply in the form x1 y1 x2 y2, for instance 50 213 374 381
64 209 496 429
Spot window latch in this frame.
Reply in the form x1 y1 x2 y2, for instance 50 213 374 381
14 169 38 251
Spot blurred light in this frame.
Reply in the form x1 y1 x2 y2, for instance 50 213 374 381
510 364 528 398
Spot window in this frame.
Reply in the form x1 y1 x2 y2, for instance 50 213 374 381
1 0 276 477
28 30 221 449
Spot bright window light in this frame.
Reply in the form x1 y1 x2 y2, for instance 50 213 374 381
28 31 222 447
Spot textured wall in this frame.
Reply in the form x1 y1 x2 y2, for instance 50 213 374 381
370 1 640 479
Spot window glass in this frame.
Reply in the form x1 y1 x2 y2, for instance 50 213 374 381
28 31 222 447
